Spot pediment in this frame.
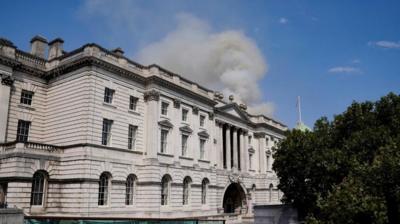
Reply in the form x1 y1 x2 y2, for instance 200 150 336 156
158 119 173 129
217 103 250 122
179 125 193 134
198 130 210 138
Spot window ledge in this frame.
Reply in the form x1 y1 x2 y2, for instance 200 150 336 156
128 110 140 115
103 102 117 109
179 156 193 161
157 152 174 157
198 159 210 163
18 104 35 111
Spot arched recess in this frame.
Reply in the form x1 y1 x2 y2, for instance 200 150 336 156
222 182 247 214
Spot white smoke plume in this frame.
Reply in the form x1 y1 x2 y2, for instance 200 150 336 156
137 14 275 116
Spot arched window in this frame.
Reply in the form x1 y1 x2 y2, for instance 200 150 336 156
125 174 137 205
183 177 192 205
31 171 47 206
161 175 171 205
201 178 209 205
98 172 111 206
269 184 274 202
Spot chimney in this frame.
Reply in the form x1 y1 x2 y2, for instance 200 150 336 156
48 38 64 60
112 47 124 57
30 35 47 58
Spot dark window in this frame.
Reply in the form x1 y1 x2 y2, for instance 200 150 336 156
200 139 206 160
31 171 46 206
200 115 206 127
104 88 114 104
201 179 209 204
128 125 137 150
129 96 138 111
161 175 170 205
160 129 168 153
161 102 169 115
16 120 30 142
181 134 188 156
20 90 34 105
125 175 136 205
183 177 191 205
182 108 188 121
98 173 110 206
102 119 113 145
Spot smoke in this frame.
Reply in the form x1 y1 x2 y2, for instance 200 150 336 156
137 14 275 116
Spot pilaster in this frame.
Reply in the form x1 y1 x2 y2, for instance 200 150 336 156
225 125 231 171
0 73 13 143
232 127 238 171
144 90 160 160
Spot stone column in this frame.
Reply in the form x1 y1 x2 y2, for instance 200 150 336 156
241 132 248 172
256 133 266 173
144 90 160 160
0 74 13 143
218 122 224 169
225 125 231 170
232 127 238 171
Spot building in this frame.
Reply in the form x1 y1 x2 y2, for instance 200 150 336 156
0 36 287 221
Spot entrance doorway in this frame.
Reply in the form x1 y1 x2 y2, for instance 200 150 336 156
222 183 246 213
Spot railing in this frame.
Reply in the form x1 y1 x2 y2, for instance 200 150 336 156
15 50 46 68
0 141 61 153
24 218 225 224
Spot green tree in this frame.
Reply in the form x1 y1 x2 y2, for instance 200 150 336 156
273 92 400 223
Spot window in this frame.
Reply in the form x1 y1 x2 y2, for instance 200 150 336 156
125 174 136 205
98 172 111 206
266 137 269 147
128 125 137 150
183 177 191 205
199 115 206 127
161 175 171 205
269 184 274 202
248 135 252 144
181 134 188 156
201 179 209 204
104 87 114 104
161 102 169 115
30 171 47 206
16 120 30 142
102 119 113 146
249 153 253 170
182 108 189 121
266 154 271 172
20 90 33 105
199 139 206 160
160 129 168 153
129 96 138 111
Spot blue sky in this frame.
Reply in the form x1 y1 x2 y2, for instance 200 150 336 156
1 0 399 128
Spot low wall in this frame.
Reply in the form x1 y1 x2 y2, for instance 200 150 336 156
254 204 298 224
0 208 24 224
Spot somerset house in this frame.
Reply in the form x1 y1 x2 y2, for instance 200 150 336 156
0 36 287 221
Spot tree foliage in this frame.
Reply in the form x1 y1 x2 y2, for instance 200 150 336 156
273 92 400 223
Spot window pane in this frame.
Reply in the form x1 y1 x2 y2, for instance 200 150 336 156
20 90 33 105
129 96 138 111
104 88 114 104
102 119 113 145
161 102 169 115
160 130 168 153
181 135 188 156
128 125 137 150
98 174 109 206
182 109 188 121
17 120 30 142
125 175 135 205
200 115 205 127
31 172 45 206
200 139 206 160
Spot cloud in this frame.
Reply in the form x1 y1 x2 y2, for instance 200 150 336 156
368 40 400 49
137 13 274 116
279 17 288 24
351 59 361 64
328 66 362 74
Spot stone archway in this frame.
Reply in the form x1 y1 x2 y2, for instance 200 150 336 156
222 183 247 213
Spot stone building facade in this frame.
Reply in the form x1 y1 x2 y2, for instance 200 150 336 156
0 36 287 220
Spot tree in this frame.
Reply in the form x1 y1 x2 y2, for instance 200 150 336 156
273 92 400 223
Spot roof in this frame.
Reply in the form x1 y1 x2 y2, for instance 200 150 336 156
294 122 311 132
